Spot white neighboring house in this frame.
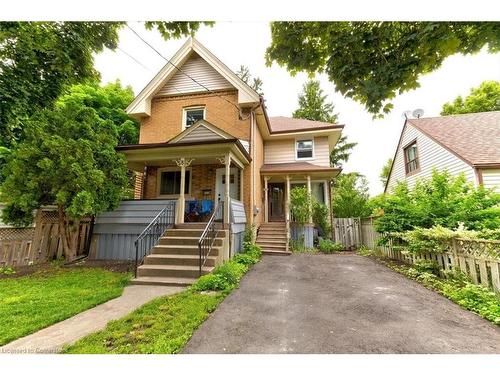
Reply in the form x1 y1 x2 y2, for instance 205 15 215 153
385 111 500 193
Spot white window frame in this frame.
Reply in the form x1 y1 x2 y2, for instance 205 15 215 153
156 166 193 198
182 106 206 130
295 138 314 161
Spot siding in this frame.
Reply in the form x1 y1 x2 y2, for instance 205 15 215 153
176 124 225 143
264 137 330 166
155 54 233 97
386 123 475 192
481 169 500 192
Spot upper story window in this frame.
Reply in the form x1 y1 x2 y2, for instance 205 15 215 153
183 107 205 129
296 139 314 160
404 141 419 174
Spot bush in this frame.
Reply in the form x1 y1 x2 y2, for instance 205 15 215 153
233 253 259 266
243 224 256 243
318 238 343 253
290 186 312 224
242 242 262 259
213 261 247 285
312 201 331 236
190 273 232 291
413 259 440 275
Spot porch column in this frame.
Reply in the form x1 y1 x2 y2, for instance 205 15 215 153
174 158 194 224
239 167 244 201
285 175 291 252
306 175 312 224
264 176 269 223
224 154 231 224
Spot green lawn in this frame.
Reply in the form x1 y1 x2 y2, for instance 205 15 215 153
63 290 225 354
0 267 131 345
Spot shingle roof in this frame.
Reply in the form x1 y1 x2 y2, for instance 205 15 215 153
268 116 343 133
407 111 500 167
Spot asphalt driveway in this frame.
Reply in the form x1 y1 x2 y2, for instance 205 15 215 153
183 253 500 354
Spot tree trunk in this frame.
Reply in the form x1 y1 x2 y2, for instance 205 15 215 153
57 205 79 262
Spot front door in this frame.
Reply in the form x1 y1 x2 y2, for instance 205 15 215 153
215 168 239 218
268 183 285 221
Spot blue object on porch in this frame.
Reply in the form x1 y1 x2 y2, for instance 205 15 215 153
186 200 197 213
200 199 213 215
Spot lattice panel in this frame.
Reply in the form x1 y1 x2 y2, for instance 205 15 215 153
455 238 500 259
0 227 35 241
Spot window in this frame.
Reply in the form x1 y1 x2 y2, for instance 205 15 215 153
159 170 190 195
311 182 325 204
183 107 205 128
404 141 419 174
296 139 313 159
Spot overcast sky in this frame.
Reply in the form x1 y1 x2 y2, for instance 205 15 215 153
94 22 500 196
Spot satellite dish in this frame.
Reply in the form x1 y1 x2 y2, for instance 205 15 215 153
412 108 425 118
402 110 412 119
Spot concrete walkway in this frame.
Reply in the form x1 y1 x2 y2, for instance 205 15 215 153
1 285 183 353
184 254 500 354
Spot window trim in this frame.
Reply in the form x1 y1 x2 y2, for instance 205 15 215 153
403 139 420 176
156 166 193 198
295 138 315 161
182 106 206 130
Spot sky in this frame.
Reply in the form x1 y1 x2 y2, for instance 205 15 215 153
94 22 500 196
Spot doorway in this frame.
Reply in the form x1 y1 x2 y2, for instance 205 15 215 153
268 183 285 221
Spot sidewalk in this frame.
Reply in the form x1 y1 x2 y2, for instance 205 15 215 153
1 285 183 353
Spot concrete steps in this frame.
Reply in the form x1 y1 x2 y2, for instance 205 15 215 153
132 222 226 286
256 222 290 256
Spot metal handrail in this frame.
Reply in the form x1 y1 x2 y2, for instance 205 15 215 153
134 201 176 277
198 201 224 276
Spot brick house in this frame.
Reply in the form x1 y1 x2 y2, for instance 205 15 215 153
93 38 344 286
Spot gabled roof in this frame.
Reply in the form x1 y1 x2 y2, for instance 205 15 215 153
268 116 344 133
126 38 261 118
407 111 500 167
167 119 235 144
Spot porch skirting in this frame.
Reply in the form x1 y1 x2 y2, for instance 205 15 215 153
290 222 314 248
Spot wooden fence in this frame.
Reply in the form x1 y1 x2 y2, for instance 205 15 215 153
338 216 500 292
0 208 91 268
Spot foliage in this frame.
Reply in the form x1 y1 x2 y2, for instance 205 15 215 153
331 173 372 218
380 158 393 188
290 186 312 224
292 80 338 123
213 260 248 285
329 135 357 168
236 65 263 95
379 259 500 325
412 259 440 275
0 267 130 345
375 170 500 235
318 238 343 253
242 241 263 259
312 201 330 237
0 266 15 275
63 290 225 353
290 238 317 253
366 193 386 217
243 223 257 243
0 99 129 259
356 245 374 257
441 80 500 115
266 22 500 117
144 21 214 40
190 273 231 292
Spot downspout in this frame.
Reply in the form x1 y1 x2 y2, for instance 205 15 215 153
249 110 255 226
141 165 147 199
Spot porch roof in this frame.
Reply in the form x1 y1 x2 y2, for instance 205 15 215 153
260 162 341 179
117 139 251 172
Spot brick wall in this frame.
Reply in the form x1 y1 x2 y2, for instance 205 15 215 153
139 90 250 143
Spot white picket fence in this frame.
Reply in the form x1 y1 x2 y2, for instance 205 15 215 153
334 217 500 292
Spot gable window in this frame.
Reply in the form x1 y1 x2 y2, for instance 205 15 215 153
296 139 313 160
159 170 191 196
404 141 419 174
183 107 205 129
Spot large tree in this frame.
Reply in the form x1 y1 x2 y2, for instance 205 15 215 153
0 100 129 261
0 21 209 149
292 80 356 167
331 173 372 218
441 80 500 115
236 65 263 95
266 22 500 117
380 158 393 187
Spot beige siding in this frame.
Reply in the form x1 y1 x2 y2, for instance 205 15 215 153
155 54 233 97
176 125 225 143
386 123 475 192
264 137 330 166
481 169 500 192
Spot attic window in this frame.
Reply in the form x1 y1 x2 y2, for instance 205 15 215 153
404 141 419 174
183 107 205 129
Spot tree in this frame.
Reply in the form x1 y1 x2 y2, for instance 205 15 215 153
266 22 500 117
0 21 209 149
374 170 500 235
380 158 393 187
292 80 356 167
293 80 338 123
0 100 129 261
331 173 372 218
441 80 500 115
57 80 139 145
236 65 263 95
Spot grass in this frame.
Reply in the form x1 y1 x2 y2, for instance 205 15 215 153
0 266 131 345
63 290 226 354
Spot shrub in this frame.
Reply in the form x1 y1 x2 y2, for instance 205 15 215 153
0 266 15 275
318 238 343 253
312 201 331 236
213 261 247 285
290 186 312 224
413 259 440 275
233 253 259 266
242 242 262 259
190 273 232 292
243 224 256 243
